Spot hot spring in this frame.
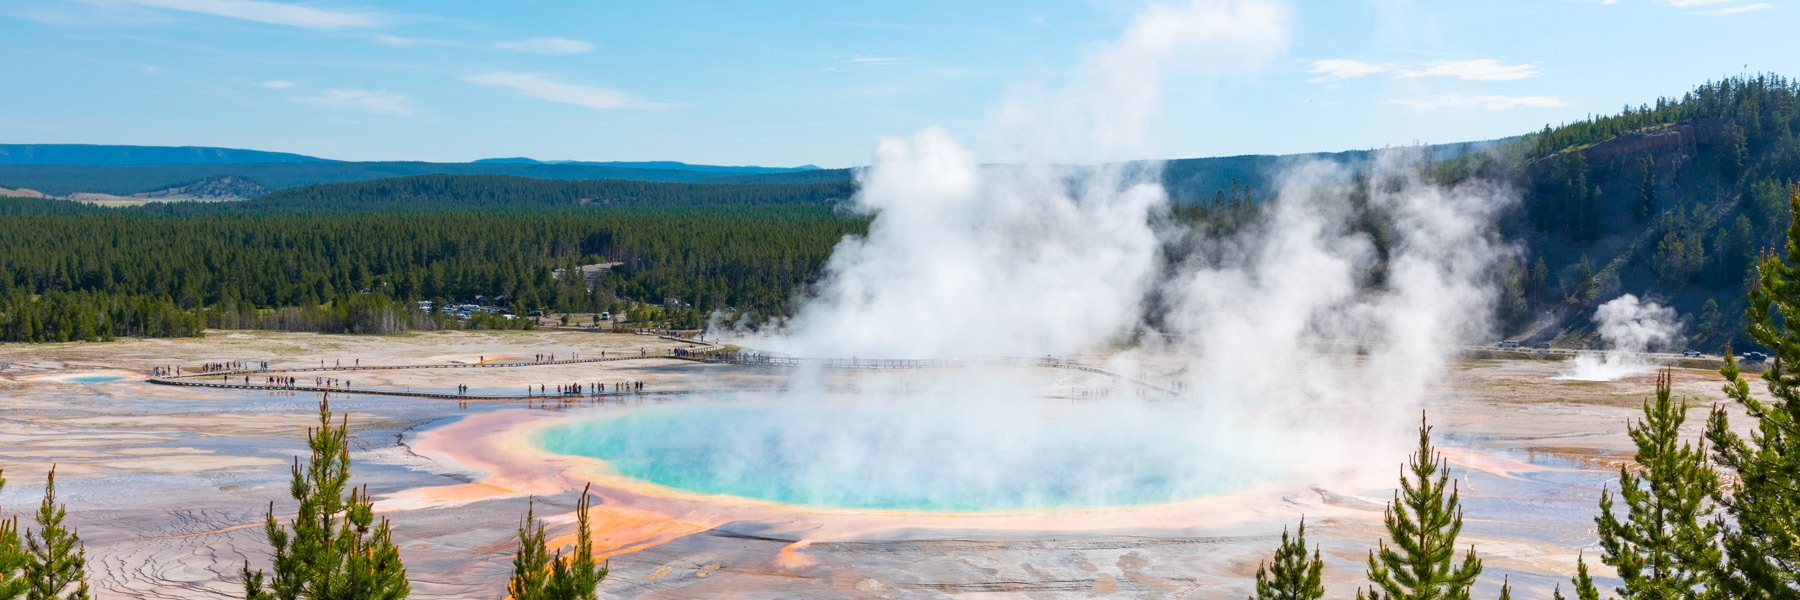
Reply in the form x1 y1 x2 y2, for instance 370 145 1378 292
536 388 1295 512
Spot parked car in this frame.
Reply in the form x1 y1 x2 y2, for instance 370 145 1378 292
1497 340 1521 349
1683 349 1702 357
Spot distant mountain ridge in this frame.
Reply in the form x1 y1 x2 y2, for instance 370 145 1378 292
473 157 821 174
0 144 332 165
0 162 822 197
0 140 1512 200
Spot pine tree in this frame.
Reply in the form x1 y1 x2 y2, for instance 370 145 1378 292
508 485 608 600
1496 576 1511 600
1358 415 1483 600
507 500 552 600
546 485 608 600
1705 183 1800 599
1250 518 1325 600
1636 154 1657 221
1532 258 1551 303
1553 554 1604 600
0 471 27 600
23 468 88 600
1595 371 1721 598
243 399 410 600
1573 254 1596 302
1693 299 1723 352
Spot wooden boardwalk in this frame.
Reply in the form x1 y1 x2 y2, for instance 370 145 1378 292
146 338 1182 401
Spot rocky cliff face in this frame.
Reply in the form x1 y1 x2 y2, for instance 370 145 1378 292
1526 117 1725 180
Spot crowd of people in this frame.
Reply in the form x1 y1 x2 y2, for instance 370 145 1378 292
195 360 269 372
521 380 643 397
148 348 680 400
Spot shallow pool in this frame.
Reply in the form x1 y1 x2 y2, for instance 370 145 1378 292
537 396 1282 512
64 375 125 383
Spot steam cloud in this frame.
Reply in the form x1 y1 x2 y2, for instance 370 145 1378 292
581 0 1519 509
1557 294 1682 381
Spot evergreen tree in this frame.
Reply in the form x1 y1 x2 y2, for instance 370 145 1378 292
23 468 88 600
1358 415 1483 600
1595 371 1721 599
1573 254 1596 302
546 485 607 600
1705 183 1800 598
506 485 607 600
0 472 27 600
1532 257 1551 303
1496 576 1511 600
1553 554 1604 600
1718 122 1748 182
1636 154 1658 221
507 501 552 600
243 399 409 600
1251 519 1325 600
1746 179 1792 240
1693 299 1723 352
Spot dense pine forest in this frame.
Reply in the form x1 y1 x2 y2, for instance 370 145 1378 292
0 195 864 341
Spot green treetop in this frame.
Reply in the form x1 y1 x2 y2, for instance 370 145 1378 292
507 484 608 600
1553 554 1604 600
1358 415 1483 600
23 468 88 600
1251 518 1325 600
243 399 409 600
1706 183 1800 599
1595 370 1722 599
0 471 27 600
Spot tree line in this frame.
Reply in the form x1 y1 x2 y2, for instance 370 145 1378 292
135 174 854 215
0 202 865 342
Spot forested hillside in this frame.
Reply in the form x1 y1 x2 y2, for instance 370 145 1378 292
1491 74 1800 351
0 180 865 342
0 206 864 342
140 174 855 214
0 143 330 165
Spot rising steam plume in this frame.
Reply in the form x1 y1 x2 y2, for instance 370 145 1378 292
642 0 1520 506
1557 294 1682 381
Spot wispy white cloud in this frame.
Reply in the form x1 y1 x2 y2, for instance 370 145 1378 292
1308 58 1389 82
1396 58 1540 81
102 0 386 29
258 80 295 89
493 37 594 55
1667 0 1735 6
1706 2 1773 13
845 55 908 66
299 89 413 116
1309 57 1540 83
374 34 459 48
462 73 663 111
1390 93 1566 110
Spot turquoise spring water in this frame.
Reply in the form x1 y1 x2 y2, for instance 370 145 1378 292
65 375 124 383
536 398 1271 512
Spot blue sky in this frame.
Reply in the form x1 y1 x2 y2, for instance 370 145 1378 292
1 0 1794 167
